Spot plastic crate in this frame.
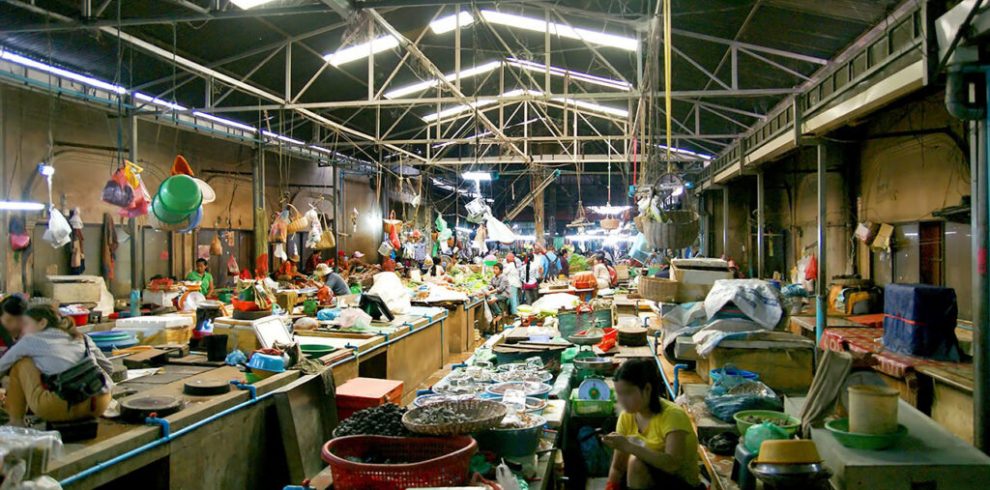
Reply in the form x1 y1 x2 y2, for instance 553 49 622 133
335 378 404 420
569 389 616 417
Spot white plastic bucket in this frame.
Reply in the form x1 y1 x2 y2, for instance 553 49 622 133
848 384 899 434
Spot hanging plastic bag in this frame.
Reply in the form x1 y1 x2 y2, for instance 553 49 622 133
273 243 288 261
269 210 289 243
9 216 30 251
465 197 490 224
101 169 133 208
485 213 516 244
210 235 223 256
43 208 72 248
227 255 240 276
378 240 394 257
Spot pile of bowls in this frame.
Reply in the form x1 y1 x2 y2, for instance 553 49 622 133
151 175 204 231
247 353 286 379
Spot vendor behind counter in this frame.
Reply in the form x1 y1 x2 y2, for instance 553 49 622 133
313 263 350 296
186 258 215 296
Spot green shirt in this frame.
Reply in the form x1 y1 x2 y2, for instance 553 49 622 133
186 270 214 295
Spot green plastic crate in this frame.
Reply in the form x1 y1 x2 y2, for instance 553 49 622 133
569 388 616 417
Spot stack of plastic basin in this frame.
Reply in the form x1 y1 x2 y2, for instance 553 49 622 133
152 175 202 224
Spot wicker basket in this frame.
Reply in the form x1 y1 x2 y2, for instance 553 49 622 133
600 218 621 230
322 435 477 490
285 204 310 234
402 400 507 436
639 276 679 303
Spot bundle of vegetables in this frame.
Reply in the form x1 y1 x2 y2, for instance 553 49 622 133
568 253 590 273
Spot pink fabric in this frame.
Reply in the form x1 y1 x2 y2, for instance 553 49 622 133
820 327 970 379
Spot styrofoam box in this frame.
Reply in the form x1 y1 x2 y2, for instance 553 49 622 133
115 315 193 343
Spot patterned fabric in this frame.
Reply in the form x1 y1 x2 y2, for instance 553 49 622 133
820 327 970 379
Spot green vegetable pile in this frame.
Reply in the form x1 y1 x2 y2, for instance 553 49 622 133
568 253 590 273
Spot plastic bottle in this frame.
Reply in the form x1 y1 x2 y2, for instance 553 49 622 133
129 290 140 317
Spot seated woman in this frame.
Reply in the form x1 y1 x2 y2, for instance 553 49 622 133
485 263 511 317
603 359 702 490
0 305 113 427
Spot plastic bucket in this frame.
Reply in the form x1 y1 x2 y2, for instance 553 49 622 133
152 193 194 224
157 175 202 213
178 206 204 233
848 384 899 434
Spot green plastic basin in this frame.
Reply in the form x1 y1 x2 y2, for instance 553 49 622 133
825 418 907 450
157 174 202 213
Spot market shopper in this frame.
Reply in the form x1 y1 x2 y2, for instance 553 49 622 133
520 253 542 305
0 295 27 355
558 248 571 277
502 253 521 315
0 304 113 427
602 359 701 490
186 258 215 296
593 255 612 289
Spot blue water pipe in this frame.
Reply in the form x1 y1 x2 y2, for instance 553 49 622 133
672 363 688 399
59 381 270 487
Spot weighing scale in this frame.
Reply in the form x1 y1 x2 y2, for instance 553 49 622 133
577 378 611 401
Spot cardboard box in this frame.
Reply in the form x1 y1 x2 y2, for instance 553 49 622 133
41 276 103 304
871 223 894 252
666 259 732 302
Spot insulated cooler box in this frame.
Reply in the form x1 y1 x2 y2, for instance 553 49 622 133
334 377 403 421
882 284 961 361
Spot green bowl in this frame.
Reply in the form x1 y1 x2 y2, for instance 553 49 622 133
825 418 907 450
157 174 203 213
300 344 336 359
152 193 195 223
734 410 801 436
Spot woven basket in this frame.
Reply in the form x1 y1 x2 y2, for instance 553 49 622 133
639 276 679 303
402 400 507 436
322 435 477 490
600 218 621 230
313 212 336 250
285 204 310 234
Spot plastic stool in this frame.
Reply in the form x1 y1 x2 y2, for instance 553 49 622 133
731 442 758 490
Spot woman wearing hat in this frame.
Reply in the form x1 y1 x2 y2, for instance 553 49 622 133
313 263 350 296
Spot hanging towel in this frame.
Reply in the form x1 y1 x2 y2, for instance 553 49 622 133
101 213 118 281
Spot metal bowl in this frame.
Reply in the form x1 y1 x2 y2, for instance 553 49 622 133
748 461 830 486
573 357 616 375
567 333 604 346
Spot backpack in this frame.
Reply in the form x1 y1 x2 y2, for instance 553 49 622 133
545 253 561 278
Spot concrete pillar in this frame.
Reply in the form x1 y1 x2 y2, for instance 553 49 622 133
532 170 545 244
722 186 729 257
757 170 765 278
971 101 989 452
253 142 267 276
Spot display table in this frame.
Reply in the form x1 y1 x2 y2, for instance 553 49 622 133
788 314 865 338
786 397 990 489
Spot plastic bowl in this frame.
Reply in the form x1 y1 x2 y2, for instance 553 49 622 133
825 418 907 450
157 174 203 213
734 410 801 436
300 344 336 359
247 353 285 373
68 312 89 327
152 193 195 224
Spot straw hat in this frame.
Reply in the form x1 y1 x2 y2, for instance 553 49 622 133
314 263 332 277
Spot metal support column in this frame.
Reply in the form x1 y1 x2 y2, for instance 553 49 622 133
253 142 268 274
975 70 990 453
756 170 765 278
128 115 142 309
815 144 828 345
722 186 729 257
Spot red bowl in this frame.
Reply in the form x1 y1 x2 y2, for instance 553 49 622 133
68 312 89 327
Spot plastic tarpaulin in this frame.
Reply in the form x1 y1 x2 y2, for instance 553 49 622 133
704 279 783 329
881 283 961 361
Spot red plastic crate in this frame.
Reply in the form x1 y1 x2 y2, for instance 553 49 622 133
335 377 403 420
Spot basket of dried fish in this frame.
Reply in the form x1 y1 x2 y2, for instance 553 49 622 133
402 400 507 436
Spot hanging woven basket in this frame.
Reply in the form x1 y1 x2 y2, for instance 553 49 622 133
642 210 700 250
600 218 621 231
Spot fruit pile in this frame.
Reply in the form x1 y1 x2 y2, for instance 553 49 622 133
334 403 410 437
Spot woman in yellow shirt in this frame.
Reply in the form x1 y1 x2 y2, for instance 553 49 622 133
602 359 702 490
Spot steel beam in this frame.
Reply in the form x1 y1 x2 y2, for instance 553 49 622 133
0 2 338 33
368 9 533 164
423 153 704 166
816 144 827 345
128 114 142 295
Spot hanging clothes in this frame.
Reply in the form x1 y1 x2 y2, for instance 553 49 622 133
101 213 118 281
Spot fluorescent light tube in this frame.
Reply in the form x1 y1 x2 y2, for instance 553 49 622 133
552 97 628 118
325 35 399 67
656 144 713 160
0 201 46 211
462 172 492 181
506 58 631 91
430 12 475 35
0 49 126 94
385 61 501 99
134 92 186 111
192 111 256 132
588 204 630 215
421 98 498 122
480 10 637 51
230 0 278 9
262 130 305 145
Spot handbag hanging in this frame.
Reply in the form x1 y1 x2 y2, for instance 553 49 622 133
43 336 107 407
313 212 336 250
285 204 311 234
